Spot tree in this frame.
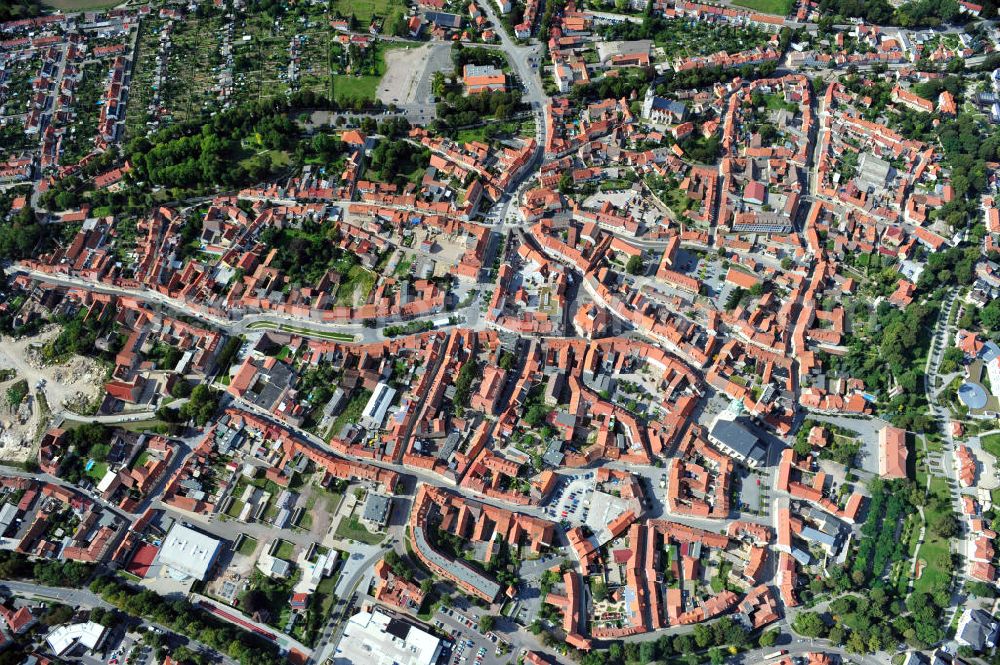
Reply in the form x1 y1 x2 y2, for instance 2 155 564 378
793 438 812 457
591 580 608 602
673 634 694 654
558 172 574 195
846 630 868 654
498 351 516 370
791 611 828 638
156 405 181 423
708 647 725 665
966 581 997 598
478 615 496 632
981 300 1000 330
939 346 964 374
171 378 193 398
930 510 958 538
725 287 745 310
758 629 779 648
829 595 857 616
179 384 221 426
626 255 643 275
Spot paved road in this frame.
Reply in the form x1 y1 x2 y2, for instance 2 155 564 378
9 267 487 344
471 0 549 226
735 639 889 665
312 545 389 664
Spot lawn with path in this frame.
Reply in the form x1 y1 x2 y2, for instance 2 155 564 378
335 516 384 545
913 475 954 595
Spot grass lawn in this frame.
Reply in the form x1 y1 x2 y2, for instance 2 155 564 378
332 0 400 21
331 74 382 103
315 573 341 615
981 432 1000 459
42 0 119 9
227 499 246 519
730 0 793 13
315 486 344 514
454 120 527 145
914 453 928 490
238 149 290 171
656 183 695 218
394 257 413 277
914 476 954 595
335 265 376 307
328 389 372 439
85 461 108 483
275 539 295 560
277 325 355 341
331 41 413 103
915 535 952 595
238 536 258 557
316 575 338 597
246 321 356 341
118 418 171 434
455 126 492 144
335 516 384 545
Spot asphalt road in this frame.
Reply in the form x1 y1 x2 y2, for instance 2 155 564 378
9 267 486 343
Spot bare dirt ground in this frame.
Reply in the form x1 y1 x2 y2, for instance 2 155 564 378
0 326 105 462
377 42 452 105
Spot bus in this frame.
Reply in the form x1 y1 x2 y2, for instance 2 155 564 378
763 651 788 660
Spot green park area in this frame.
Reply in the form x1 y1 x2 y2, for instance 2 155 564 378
335 516 384 545
980 432 1000 459
913 476 954 595
730 0 794 14
42 0 118 9
332 0 402 22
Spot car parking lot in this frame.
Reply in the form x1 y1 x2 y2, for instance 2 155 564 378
434 605 511 665
83 629 154 665
543 473 596 527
